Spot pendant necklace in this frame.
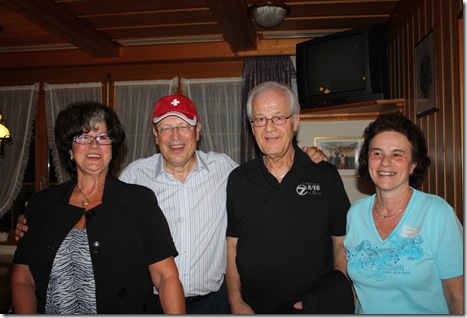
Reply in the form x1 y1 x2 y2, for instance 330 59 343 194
374 206 404 219
76 184 105 206
374 189 413 220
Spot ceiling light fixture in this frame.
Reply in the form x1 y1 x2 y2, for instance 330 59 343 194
248 2 291 28
0 111 12 157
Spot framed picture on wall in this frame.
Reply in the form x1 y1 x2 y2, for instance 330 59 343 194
415 29 439 117
314 136 363 176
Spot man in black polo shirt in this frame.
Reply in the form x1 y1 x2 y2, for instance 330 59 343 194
226 81 353 314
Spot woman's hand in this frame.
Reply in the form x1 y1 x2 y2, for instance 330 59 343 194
15 214 28 241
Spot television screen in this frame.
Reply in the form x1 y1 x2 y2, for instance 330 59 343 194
306 33 366 96
296 25 388 109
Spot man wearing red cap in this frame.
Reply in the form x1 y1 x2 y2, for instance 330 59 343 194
120 94 236 313
16 93 327 314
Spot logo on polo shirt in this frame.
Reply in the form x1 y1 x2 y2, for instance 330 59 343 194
296 182 321 196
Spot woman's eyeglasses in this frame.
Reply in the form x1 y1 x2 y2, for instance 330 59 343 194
73 135 112 145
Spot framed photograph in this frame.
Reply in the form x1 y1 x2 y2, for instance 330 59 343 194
314 137 363 176
415 29 439 117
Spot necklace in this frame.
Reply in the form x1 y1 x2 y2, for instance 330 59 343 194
374 189 413 220
374 206 404 219
76 184 105 206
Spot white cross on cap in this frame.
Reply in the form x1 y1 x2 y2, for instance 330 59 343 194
171 98 181 107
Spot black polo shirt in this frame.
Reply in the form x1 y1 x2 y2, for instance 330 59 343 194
226 144 350 314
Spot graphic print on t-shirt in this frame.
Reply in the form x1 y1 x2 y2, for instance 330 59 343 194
347 234 424 281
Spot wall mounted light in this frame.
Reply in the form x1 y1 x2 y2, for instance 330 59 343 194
0 112 12 157
248 2 291 28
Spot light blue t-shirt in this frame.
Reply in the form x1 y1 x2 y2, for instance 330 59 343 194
344 188 463 314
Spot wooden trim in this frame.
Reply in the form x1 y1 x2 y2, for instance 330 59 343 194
300 99 404 121
0 39 305 70
34 87 49 192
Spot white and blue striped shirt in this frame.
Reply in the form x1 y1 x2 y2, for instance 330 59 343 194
119 150 238 297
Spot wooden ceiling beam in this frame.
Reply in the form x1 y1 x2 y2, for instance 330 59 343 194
205 0 257 52
0 0 120 58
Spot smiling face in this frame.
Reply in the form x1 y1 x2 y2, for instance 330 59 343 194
251 88 299 160
70 121 112 178
153 115 200 171
368 131 417 194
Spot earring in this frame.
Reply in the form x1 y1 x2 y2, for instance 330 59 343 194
70 155 74 161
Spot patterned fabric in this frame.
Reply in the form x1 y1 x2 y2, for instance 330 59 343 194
45 228 97 314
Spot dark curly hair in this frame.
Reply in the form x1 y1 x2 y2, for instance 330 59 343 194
54 100 126 173
358 112 430 188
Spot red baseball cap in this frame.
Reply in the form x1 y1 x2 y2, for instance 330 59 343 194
152 94 198 125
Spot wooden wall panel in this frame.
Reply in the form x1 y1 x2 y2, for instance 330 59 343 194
0 60 244 87
387 0 464 220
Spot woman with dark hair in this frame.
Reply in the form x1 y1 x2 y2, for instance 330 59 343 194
11 101 185 314
344 112 463 314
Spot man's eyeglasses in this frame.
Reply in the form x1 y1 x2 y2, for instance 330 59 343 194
73 135 112 145
250 114 293 127
155 125 193 136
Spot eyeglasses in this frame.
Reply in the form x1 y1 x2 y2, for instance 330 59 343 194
250 114 293 127
73 135 112 145
155 125 193 136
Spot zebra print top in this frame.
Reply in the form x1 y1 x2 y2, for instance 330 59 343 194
45 228 97 314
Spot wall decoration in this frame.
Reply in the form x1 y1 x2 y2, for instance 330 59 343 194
415 29 439 117
314 137 362 176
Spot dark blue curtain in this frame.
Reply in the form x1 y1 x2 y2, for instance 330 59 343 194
240 56 296 164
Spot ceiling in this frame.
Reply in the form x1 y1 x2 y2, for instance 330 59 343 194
0 0 402 62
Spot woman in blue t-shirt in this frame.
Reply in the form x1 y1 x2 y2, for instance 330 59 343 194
344 112 463 314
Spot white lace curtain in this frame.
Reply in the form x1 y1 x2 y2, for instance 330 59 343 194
182 77 242 164
0 84 39 218
113 78 178 175
44 82 103 184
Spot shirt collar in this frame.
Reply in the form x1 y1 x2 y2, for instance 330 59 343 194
254 143 311 173
154 150 209 180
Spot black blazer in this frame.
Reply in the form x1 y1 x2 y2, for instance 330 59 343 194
13 175 178 314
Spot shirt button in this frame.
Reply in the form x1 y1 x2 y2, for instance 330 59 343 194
119 287 127 297
91 241 101 253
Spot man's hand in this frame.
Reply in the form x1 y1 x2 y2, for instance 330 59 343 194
230 300 255 314
302 146 329 163
15 214 28 241
294 301 304 310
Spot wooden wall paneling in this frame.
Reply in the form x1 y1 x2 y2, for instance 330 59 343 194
413 8 433 193
449 0 462 217
388 34 396 99
388 0 464 216
457 12 464 222
431 0 443 201
104 74 112 107
387 32 395 98
451 3 464 219
0 60 244 87
440 0 454 206
420 2 435 195
406 20 414 120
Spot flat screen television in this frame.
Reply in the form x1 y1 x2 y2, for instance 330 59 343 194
296 25 389 109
